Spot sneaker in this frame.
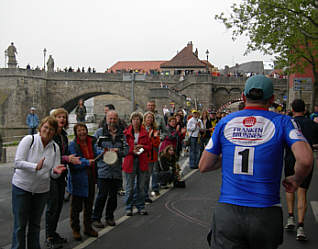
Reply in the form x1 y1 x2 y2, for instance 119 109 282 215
92 220 105 228
106 218 116 226
151 191 160 197
285 216 296 230
72 230 82 241
138 209 148 215
46 238 63 249
53 233 67 244
296 226 308 241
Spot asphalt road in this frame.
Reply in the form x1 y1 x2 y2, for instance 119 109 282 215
1 158 318 249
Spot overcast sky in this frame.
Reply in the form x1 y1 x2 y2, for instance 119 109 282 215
1 0 274 72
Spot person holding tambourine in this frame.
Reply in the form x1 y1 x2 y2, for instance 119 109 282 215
91 110 128 228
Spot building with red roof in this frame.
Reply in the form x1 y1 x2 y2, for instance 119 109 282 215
160 41 212 75
107 42 215 75
107 61 166 74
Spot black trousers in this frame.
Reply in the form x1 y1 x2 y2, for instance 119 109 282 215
92 178 120 221
70 178 95 232
45 179 65 239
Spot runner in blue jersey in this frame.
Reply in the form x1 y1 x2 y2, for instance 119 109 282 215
199 75 313 249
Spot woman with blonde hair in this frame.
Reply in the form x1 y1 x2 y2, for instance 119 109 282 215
143 111 160 201
45 108 81 248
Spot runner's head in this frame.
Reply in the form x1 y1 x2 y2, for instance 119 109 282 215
291 99 305 113
243 75 274 104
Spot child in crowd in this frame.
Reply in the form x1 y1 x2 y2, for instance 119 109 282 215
159 145 181 188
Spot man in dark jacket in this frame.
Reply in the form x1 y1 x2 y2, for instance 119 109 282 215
284 99 318 241
92 110 128 228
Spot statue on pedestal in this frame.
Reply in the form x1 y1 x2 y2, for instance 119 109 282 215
7 42 18 68
47 55 55 72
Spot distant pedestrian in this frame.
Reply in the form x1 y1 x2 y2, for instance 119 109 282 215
159 145 181 187
199 75 313 249
199 110 212 155
75 99 87 123
309 104 318 120
146 100 166 135
187 110 203 169
99 104 127 130
26 107 39 135
159 116 180 154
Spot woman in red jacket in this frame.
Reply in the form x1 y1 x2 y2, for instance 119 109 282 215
143 111 160 202
123 112 151 216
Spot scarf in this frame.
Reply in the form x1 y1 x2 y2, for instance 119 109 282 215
77 136 96 182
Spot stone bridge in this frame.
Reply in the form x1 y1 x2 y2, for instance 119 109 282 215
0 68 287 128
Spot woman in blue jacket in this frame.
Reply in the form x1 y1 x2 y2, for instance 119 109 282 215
67 123 103 241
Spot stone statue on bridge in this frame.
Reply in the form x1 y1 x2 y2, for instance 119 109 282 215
47 55 55 72
6 42 18 68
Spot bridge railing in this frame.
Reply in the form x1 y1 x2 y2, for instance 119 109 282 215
0 68 288 85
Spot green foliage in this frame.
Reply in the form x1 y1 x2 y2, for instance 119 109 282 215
215 0 318 75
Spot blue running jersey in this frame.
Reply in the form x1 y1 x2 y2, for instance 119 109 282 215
205 108 306 207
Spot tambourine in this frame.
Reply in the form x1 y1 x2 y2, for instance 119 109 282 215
103 151 118 165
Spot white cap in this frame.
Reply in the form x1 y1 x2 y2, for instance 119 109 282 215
30 107 36 110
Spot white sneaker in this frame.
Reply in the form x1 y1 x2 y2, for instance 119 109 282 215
296 226 308 241
284 216 295 230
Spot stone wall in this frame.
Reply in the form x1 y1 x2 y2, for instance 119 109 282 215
0 68 288 129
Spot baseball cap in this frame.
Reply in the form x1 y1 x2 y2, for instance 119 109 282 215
192 110 199 113
244 75 273 100
30 107 36 110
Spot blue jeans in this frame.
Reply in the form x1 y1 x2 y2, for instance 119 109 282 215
189 137 200 168
11 184 49 249
124 159 147 211
144 162 160 198
28 128 37 135
151 161 160 192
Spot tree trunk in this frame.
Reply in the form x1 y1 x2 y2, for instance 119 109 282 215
311 64 318 112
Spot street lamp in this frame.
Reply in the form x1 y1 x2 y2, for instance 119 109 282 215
4 49 8 67
205 49 209 73
43 48 47 71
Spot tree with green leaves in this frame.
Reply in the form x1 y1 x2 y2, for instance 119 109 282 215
215 0 318 110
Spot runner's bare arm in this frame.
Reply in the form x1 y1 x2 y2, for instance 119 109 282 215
292 141 313 182
199 151 222 173
283 141 313 192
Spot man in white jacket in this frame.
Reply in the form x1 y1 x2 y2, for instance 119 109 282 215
186 110 203 169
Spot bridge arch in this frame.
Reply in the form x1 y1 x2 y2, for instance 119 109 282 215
0 69 288 128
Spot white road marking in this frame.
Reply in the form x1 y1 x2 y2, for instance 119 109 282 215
2 157 197 249
310 201 318 223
